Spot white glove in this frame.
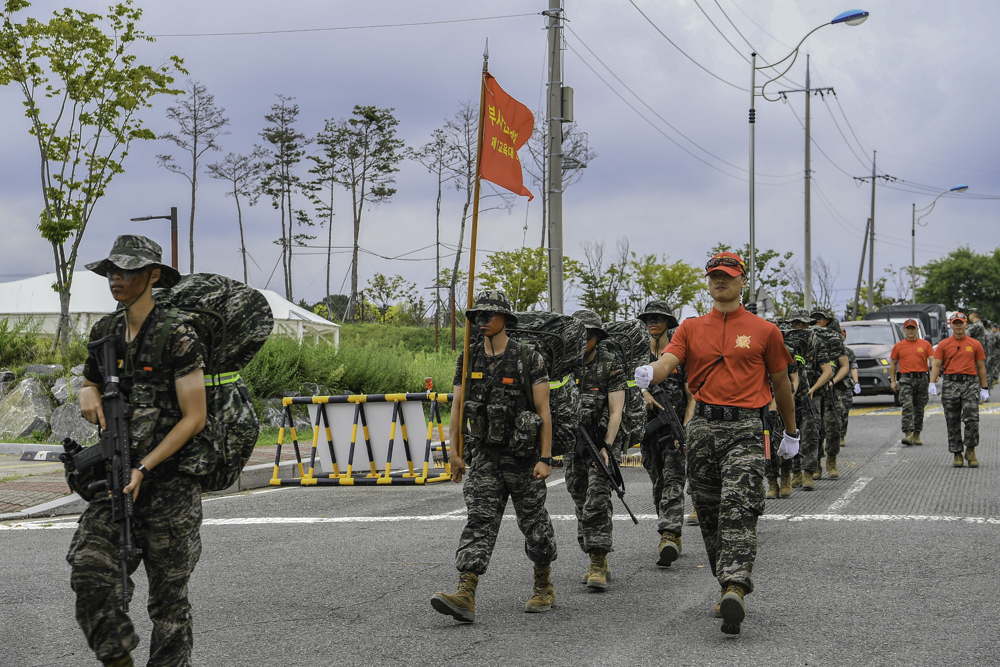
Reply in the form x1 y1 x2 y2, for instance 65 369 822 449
777 430 800 460
853 383 861 395
635 364 654 390
929 383 938 396
981 388 990 402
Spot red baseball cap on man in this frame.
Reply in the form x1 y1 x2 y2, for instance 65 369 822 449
951 312 967 323
903 318 918 328
705 251 747 277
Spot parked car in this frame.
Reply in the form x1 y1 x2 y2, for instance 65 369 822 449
842 320 905 404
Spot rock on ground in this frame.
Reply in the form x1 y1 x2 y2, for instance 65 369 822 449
48 402 99 446
51 376 85 406
0 377 55 439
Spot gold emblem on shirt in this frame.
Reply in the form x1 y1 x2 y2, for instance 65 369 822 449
735 335 751 349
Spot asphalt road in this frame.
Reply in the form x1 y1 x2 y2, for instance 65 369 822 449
3 394 999 667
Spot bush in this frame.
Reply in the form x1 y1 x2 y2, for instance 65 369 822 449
336 323 466 355
0 316 42 368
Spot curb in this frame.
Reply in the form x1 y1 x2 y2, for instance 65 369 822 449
0 443 64 456
0 459 303 522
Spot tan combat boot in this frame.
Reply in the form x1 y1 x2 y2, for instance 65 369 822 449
827 454 840 479
524 565 556 612
911 432 923 446
765 477 779 500
719 582 748 634
104 654 134 667
685 509 699 526
902 431 913 446
966 448 979 468
801 471 816 491
953 452 965 468
586 551 610 590
791 471 803 488
779 470 793 497
840 436 846 447
813 461 823 480
657 532 681 567
713 586 725 617
431 572 478 622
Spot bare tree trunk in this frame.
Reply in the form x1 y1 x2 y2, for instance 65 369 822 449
189 172 197 274
350 187 361 320
325 182 334 320
235 186 247 283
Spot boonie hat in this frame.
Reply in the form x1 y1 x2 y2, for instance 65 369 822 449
903 318 918 328
788 309 815 325
705 251 746 277
951 312 967 323
571 309 609 342
810 306 832 320
86 235 181 288
465 290 518 327
637 300 679 329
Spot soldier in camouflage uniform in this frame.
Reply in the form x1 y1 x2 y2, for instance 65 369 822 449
766 336 800 499
562 309 626 590
834 329 860 445
636 300 690 566
784 310 830 491
431 291 557 623
810 308 849 480
889 319 932 446
636 252 798 635
71 236 207 667
966 309 992 385
930 313 989 468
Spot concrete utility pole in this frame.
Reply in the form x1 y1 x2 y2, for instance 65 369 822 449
779 55 833 311
851 218 871 321
853 151 895 315
545 0 565 313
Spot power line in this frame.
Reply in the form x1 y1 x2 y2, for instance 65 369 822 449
785 101 857 179
706 0 804 88
819 94 873 171
723 0 794 51
150 12 538 38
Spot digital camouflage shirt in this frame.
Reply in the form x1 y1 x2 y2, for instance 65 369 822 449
84 304 205 472
580 341 627 442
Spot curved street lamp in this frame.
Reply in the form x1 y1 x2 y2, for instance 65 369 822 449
911 184 969 301
747 9 869 311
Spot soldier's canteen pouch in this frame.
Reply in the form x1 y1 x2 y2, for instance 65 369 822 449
486 403 508 446
512 410 543 457
464 400 487 438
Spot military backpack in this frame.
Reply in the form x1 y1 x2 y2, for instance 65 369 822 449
603 319 652 448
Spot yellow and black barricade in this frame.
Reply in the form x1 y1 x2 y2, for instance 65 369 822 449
269 392 453 486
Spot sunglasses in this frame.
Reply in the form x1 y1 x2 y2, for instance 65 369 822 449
705 256 746 273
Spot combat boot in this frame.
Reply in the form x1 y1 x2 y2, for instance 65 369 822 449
713 586 725 617
791 471 803 488
827 454 840 479
801 471 815 491
902 431 913 446
657 532 681 567
813 462 823 480
431 571 478 623
911 432 923 446
524 565 556 613
104 654 134 667
953 452 965 468
779 470 793 498
586 551 610 590
966 448 979 468
840 436 846 448
719 582 748 634
685 509 699 526
765 477 779 500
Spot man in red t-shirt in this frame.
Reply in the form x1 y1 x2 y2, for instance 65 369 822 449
634 251 796 636
930 313 988 467
889 319 932 445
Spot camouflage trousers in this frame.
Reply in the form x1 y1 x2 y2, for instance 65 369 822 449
455 449 557 575
817 389 842 459
792 392 820 473
640 425 686 537
67 473 203 666
765 410 792 478
898 373 930 433
835 387 854 439
942 378 981 453
564 439 622 554
686 411 766 593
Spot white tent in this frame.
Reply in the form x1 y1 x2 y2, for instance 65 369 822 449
0 273 340 345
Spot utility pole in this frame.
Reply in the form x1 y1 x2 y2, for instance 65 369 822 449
853 151 895 315
545 0 565 313
779 55 833 311
851 218 870 321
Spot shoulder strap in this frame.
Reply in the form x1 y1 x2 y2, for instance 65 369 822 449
520 341 536 412
151 307 181 377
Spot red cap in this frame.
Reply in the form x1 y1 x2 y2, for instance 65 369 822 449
952 312 967 323
705 252 746 277
903 318 918 328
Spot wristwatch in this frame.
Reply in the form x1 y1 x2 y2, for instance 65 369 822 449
538 456 555 466
784 429 800 438
134 462 149 477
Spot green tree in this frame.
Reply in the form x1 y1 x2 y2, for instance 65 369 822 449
207 147 265 284
916 246 1000 321
845 277 893 319
0 0 184 349
625 253 702 317
572 239 631 321
477 247 549 311
366 273 414 324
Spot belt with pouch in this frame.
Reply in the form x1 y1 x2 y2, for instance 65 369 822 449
694 402 759 422
943 374 975 381
900 371 928 376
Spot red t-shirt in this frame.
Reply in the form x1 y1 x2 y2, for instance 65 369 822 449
933 334 985 375
890 338 933 373
664 306 792 409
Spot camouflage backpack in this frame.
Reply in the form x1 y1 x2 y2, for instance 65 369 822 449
509 312 587 456
603 319 652 448
151 274 274 490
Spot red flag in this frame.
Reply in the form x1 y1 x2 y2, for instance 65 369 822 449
479 73 534 200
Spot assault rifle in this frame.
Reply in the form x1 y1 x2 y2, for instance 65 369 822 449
577 427 639 524
643 385 686 454
60 334 142 612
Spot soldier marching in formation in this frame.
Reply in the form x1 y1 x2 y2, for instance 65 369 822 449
930 312 989 468
834 327 861 446
809 307 850 480
890 319 933 446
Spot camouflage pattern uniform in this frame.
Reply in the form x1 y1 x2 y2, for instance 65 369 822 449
967 315 990 386
834 345 857 439
767 342 800 480
452 293 556 575
69 235 204 666
564 311 626 555
811 313 845 462
783 316 823 474
942 377 981 453
899 371 930 434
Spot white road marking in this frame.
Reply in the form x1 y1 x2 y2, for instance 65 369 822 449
546 477 566 487
825 477 873 514
202 487 298 503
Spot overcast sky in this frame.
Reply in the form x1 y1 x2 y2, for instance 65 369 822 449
2 0 997 315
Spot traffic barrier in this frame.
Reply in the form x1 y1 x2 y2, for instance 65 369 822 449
269 393 453 486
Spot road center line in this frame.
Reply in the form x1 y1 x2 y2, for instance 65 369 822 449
825 477 872 513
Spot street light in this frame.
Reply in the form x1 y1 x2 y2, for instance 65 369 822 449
912 184 969 301
130 207 178 270
747 9 869 311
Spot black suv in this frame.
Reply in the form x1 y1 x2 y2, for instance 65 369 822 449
842 320 905 403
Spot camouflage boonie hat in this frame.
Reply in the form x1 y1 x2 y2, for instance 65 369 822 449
465 289 518 326
637 300 679 329
810 306 833 320
86 235 181 288
571 309 609 342
788 309 816 325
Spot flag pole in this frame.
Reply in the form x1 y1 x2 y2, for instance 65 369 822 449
455 41 489 462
